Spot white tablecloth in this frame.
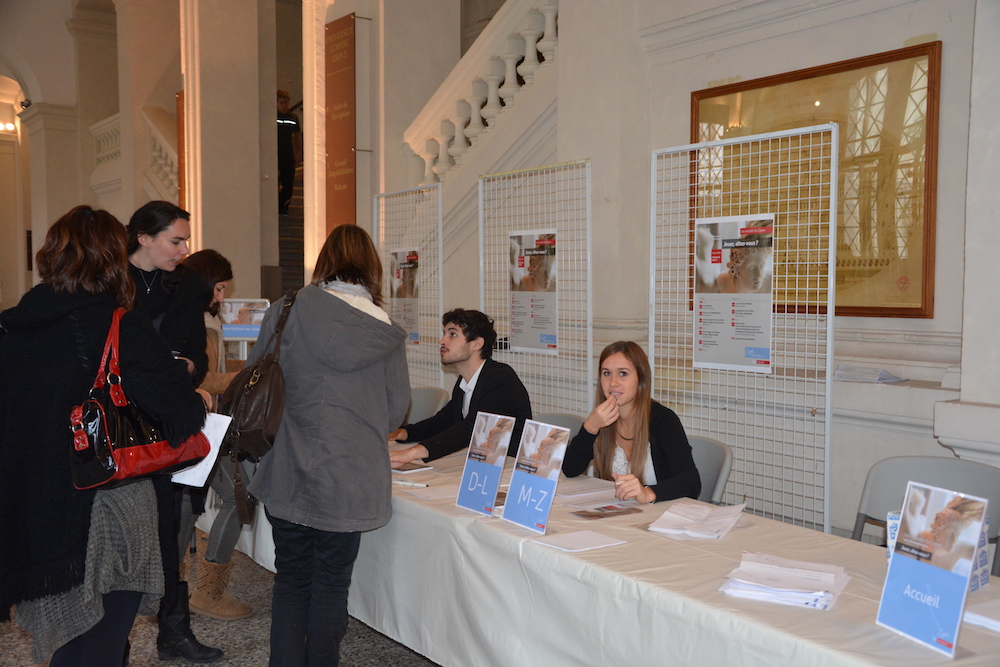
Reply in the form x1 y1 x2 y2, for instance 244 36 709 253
200 452 1000 666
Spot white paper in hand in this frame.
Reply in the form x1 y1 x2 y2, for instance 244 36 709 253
172 413 232 487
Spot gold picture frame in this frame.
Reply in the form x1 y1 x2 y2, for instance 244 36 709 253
692 42 940 317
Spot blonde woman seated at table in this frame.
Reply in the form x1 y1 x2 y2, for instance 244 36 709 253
562 341 701 503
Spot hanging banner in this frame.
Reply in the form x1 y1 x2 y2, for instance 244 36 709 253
693 215 774 374
325 14 356 232
456 412 516 517
389 248 420 345
509 230 557 355
503 420 570 534
877 482 987 658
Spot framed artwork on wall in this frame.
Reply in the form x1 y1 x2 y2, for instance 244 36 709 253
692 42 940 317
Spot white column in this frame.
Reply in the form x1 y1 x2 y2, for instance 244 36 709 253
114 0 181 215
934 0 1000 467
180 0 272 298
19 103 80 280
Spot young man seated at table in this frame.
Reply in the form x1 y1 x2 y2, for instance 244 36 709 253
389 309 533 466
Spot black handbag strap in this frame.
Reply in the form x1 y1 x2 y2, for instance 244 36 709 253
262 289 297 364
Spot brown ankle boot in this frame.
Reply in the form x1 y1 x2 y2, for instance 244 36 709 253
188 558 252 621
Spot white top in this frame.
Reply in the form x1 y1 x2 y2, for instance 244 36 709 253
459 359 486 418
612 443 658 486
323 288 390 324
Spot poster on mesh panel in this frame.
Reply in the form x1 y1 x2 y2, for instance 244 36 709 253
693 215 774 374
389 248 420 346
509 230 557 356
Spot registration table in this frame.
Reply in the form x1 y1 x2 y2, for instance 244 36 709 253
203 453 1000 666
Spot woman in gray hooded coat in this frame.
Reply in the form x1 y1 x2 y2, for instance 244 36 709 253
248 224 410 667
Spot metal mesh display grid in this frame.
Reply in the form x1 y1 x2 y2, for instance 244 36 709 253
374 184 444 389
650 124 837 531
479 161 592 417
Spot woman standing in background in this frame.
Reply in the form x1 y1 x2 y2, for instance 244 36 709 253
127 200 223 663
178 249 253 621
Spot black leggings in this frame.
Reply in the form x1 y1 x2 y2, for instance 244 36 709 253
49 590 142 667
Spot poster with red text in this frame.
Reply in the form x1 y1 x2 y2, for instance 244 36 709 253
509 230 557 356
693 215 774 374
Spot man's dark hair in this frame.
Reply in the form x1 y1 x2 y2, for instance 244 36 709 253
442 309 497 359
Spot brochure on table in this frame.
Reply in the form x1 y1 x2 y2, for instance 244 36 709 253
501 419 571 534
456 412 516 516
876 481 988 658
888 511 991 593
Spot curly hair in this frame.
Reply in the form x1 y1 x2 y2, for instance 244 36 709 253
442 309 497 359
37 205 135 310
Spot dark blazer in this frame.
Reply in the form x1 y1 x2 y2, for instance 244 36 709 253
562 401 701 502
403 358 532 461
133 266 210 385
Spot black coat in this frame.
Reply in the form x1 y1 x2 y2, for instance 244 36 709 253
132 265 211 385
403 358 533 460
0 286 206 620
562 401 701 502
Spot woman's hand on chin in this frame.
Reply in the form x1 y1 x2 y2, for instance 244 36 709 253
583 395 619 435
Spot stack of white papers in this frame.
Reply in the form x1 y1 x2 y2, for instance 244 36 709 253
720 552 850 611
964 599 1000 633
554 477 620 509
648 502 745 540
531 530 626 552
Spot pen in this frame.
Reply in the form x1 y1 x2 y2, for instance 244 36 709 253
392 479 428 487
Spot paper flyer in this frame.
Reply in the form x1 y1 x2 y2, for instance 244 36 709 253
876 481 988 657
501 419 570 534
456 412 516 516
509 230 557 355
389 248 420 345
693 215 774 374
219 299 270 339
172 413 232 487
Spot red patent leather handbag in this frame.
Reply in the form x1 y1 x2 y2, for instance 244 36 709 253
69 308 209 490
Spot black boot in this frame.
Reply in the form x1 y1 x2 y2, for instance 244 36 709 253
157 582 224 663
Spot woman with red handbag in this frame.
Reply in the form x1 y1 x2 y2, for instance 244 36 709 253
0 206 207 666
126 201 223 663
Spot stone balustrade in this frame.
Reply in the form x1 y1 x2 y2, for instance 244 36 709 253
90 113 121 169
404 0 558 185
143 107 180 201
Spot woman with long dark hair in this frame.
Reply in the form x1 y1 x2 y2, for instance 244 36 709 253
248 224 410 666
0 206 206 666
178 249 253 621
562 341 701 503
126 200 222 662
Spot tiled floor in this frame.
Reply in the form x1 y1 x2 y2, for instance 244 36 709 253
0 531 438 667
